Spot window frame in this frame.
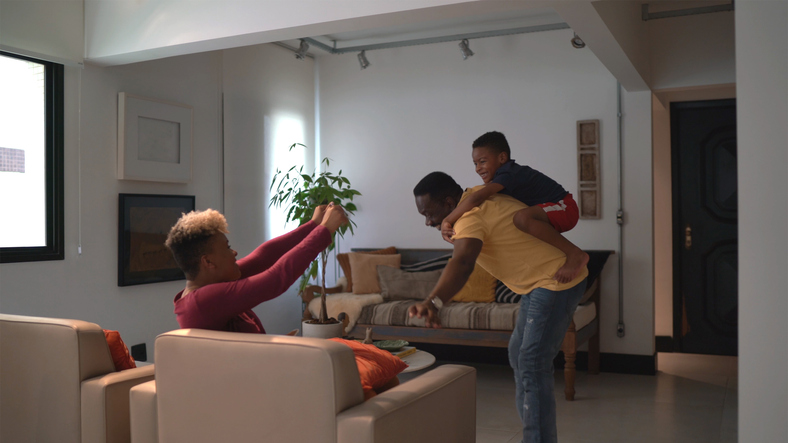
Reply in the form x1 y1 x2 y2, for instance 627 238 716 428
0 51 65 263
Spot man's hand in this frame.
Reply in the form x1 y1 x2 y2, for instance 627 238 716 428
311 205 328 225
408 300 441 328
440 220 456 244
320 202 349 234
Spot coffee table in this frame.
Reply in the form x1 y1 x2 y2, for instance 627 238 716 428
400 350 436 373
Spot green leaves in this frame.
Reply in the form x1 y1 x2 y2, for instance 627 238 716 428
268 145 361 293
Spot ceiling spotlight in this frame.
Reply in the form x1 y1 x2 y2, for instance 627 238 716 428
458 39 474 60
571 33 586 49
295 39 310 60
357 50 370 70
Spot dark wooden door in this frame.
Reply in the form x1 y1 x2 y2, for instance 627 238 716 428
671 99 738 356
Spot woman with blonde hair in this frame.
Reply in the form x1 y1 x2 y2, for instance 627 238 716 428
164 203 347 333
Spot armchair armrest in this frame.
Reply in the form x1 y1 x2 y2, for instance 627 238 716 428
81 365 155 443
336 364 476 443
130 380 157 443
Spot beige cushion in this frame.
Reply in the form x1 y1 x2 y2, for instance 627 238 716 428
337 247 397 292
348 253 401 294
377 266 442 301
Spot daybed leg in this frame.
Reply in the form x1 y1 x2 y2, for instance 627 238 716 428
562 322 577 401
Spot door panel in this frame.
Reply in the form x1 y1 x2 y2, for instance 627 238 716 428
671 99 738 356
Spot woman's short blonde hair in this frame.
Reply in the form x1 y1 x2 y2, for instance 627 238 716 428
165 209 229 279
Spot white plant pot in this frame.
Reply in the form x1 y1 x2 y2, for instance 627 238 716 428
301 320 344 339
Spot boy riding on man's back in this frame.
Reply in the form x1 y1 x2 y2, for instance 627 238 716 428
441 131 589 283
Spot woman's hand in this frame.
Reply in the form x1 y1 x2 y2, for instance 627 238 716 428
311 205 328 225
320 203 349 234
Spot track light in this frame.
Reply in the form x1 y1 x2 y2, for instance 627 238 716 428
571 33 586 49
357 50 370 70
295 39 310 60
458 39 474 60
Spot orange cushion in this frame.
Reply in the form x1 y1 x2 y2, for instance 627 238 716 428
328 338 408 399
337 247 397 292
451 260 497 303
103 329 137 371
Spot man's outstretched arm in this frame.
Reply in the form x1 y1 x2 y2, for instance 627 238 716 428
408 237 483 327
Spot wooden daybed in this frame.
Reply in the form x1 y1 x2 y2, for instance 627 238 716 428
301 248 613 401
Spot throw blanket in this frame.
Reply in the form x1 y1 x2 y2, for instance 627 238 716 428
308 292 384 334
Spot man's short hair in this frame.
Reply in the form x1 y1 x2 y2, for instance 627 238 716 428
413 171 463 202
472 131 511 159
164 209 229 280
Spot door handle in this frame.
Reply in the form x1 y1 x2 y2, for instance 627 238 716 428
685 225 692 250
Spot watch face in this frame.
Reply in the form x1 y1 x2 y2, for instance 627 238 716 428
431 297 443 309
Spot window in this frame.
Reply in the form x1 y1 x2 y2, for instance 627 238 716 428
0 51 64 263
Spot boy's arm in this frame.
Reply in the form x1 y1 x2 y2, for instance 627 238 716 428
441 183 504 243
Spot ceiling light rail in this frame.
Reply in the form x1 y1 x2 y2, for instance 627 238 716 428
641 1 734 21
303 22 570 55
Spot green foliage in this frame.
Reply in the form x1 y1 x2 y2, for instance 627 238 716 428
268 143 360 294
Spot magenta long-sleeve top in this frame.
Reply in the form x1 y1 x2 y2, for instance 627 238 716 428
173 221 331 333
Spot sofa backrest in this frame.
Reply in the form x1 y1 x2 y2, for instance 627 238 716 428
154 329 364 443
352 248 452 266
0 313 116 443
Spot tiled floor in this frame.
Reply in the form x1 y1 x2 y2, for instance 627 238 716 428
403 353 738 443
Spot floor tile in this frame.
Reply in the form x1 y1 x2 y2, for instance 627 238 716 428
415 352 737 443
476 427 519 443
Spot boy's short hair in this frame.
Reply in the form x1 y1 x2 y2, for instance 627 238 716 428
472 131 511 159
413 171 463 202
164 209 229 280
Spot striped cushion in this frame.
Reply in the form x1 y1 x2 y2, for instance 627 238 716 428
357 300 519 331
356 299 595 332
400 254 452 272
495 281 522 303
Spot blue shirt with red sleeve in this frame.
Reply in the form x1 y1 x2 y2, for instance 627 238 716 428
492 159 568 206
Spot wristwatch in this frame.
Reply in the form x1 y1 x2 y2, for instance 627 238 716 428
429 296 444 310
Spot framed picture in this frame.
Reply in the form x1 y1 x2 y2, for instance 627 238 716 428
118 193 195 286
117 92 193 183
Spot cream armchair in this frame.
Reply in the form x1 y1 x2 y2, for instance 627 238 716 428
0 313 155 443
131 329 476 443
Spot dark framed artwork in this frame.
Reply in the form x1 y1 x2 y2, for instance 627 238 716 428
118 193 195 286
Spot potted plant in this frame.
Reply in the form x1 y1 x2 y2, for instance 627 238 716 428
269 143 360 338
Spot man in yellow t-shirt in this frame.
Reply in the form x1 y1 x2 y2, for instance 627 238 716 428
409 171 588 443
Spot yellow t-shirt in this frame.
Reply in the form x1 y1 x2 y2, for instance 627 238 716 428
452 186 588 294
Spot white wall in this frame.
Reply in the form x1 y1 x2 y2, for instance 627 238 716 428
736 1 788 440
318 29 654 356
222 43 317 335
648 10 735 90
0 52 225 356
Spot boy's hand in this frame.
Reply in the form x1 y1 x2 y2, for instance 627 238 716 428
440 220 456 244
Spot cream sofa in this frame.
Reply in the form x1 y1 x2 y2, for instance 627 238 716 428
130 329 476 443
0 313 155 443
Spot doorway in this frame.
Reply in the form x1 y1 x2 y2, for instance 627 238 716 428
670 99 737 356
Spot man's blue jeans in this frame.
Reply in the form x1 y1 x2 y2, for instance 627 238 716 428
508 279 587 443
